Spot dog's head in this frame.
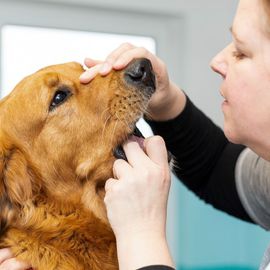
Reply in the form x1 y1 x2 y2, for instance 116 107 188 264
0 59 155 232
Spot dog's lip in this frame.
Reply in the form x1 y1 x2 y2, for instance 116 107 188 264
113 126 172 163
113 126 144 161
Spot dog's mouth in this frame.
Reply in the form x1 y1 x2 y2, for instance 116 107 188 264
113 126 144 161
113 126 172 163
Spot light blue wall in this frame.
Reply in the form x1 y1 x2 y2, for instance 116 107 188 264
167 175 270 270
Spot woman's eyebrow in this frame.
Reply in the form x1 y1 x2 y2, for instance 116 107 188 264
230 26 245 44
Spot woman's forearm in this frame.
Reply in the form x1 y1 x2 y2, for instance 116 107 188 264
116 231 175 270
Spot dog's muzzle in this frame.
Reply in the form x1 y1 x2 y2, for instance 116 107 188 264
113 58 171 163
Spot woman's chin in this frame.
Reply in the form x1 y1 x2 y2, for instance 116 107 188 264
223 126 243 144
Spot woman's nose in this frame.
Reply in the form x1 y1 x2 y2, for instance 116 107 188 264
210 45 230 79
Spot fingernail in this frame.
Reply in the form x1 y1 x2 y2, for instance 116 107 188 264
84 58 91 65
79 71 92 83
100 62 111 75
113 60 123 69
123 139 136 148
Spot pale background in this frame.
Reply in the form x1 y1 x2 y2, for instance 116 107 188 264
0 0 269 269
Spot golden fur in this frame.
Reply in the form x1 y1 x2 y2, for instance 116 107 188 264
0 61 152 269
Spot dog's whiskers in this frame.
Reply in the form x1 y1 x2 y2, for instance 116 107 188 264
101 114 112 144
110 118 119 146
100 107 110 121
139 102 154 120
122 116 133 131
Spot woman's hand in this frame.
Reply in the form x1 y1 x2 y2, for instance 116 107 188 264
80 43 186 121
0 248 32 270
104 136 174 270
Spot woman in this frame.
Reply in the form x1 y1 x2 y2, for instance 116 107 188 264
2 0 270 269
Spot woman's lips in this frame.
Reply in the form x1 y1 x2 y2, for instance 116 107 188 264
222 100 228 105
220 90 228 103
220 90 225 98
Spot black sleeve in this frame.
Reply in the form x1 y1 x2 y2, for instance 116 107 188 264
146 96 254 223
137 266 175 270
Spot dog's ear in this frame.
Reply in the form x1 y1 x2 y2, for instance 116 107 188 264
0 136 39 236
0 139 15 236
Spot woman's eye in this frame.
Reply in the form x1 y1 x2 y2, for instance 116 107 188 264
232 50 246 60
49 88 71 111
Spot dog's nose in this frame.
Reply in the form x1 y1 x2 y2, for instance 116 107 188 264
124 58 156 94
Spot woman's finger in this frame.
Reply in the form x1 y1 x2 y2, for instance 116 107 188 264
99 43 135 75
113 159 132 179
104 178 118 193
144 136 168 167
79 63 103 83
123 140 151 167
105 43 135 65
0 248 13 264
84 58 103 68
113 47 152 70
0 257 31 270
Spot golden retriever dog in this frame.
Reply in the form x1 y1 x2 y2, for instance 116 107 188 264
0 59 156 270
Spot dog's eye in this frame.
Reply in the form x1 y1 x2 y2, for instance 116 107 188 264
49 88 72 111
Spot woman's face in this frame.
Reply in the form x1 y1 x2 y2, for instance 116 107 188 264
211 0 270 158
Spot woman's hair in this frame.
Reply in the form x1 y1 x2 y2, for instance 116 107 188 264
261 0 270 28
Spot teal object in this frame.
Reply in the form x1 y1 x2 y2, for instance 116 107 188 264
167 175 270 270
180 266 254 270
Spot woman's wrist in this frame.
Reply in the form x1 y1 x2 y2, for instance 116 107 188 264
149 82 186 122
115 230 175 270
